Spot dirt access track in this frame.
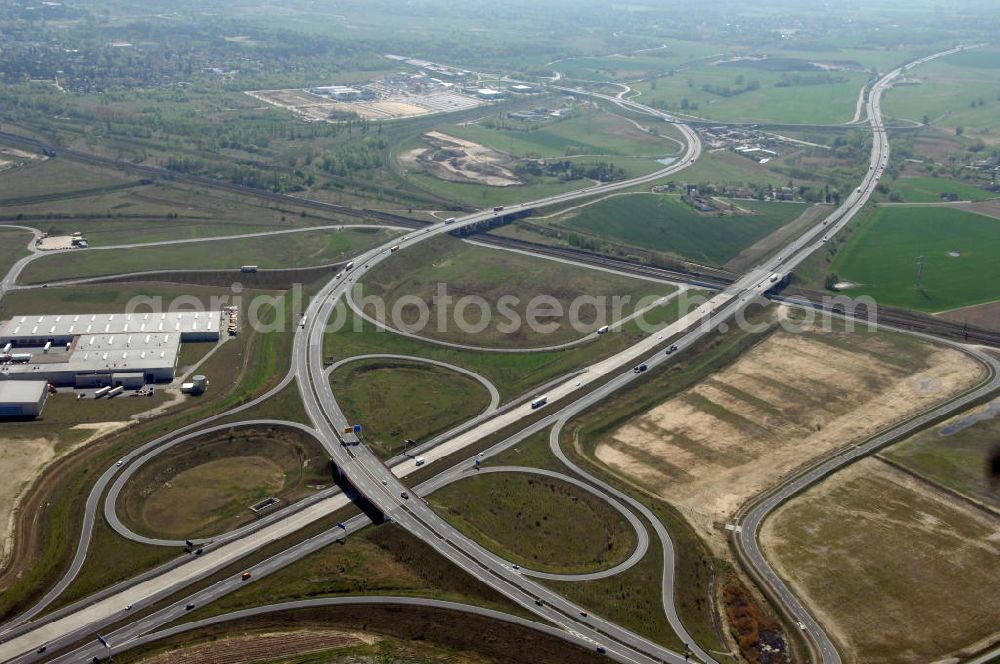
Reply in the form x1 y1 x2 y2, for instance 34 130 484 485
761 457 1000 663
595 314 985 555
401 131 522 186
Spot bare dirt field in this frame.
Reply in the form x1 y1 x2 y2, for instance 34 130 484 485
0 423 123 566
595 319 985 554
960 198 1000 220
401 131 521 186
139 629 376 664
761 457 1000 663
938 299 1000 330
36 236 75 251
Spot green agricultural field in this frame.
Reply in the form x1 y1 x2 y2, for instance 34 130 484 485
430 472 637 575
830 206 1000 311
330 358 491 458
446 109 683 158
0 227 31 277
677 150 803 188
884 48 1000 144
882 397 1000 510
19 227 397 284
357 235 672 347
554 193 807 265
884 176 994 203
631 64 869 124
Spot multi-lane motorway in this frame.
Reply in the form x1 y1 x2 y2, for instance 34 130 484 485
0 44 988 664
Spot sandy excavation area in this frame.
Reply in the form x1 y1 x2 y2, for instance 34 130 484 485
595 321 985 554
761 458 1000 663
0 422 128 567
402 131 522 186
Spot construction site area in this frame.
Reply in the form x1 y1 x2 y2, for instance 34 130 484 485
248 71 489 122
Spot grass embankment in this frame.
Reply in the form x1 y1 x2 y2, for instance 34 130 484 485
881 396 1000 510
118 425 330 540
830 205 1000 311
192 523 526 620
551 194 807 265
358 235 673 347
330 358 491 458
19 226 397 284
326 292 699 403
114 604 606 664
1 279 317 621
0 227 31 276
429 472 638 575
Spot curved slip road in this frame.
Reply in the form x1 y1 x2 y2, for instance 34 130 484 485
103 419 326 548
0 90 705 660
4 48 977 662
422 465 650 582
4 223 407 291
0 360 300 633
324 353 500 413
733 305 1000 664
116 596 616 659
344 260 688 354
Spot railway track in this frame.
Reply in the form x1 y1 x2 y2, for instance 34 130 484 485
0 130 429 230
5 129 996 351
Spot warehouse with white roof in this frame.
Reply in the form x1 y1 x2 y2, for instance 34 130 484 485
0 381 49 418
0 311 222 387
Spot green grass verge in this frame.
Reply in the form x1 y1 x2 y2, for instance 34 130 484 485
359 235 673 347
0 227 31 277
330 358 492 458
325 291 702 403
881 396 1000 510
194 522 527 619
118 425 331 540
19 227 397 284
428 471 638 575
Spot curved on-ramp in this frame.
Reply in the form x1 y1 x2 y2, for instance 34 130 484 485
426 465 649 582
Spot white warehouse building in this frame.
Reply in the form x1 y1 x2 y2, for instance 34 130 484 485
0 381 49 418
0 311 222 387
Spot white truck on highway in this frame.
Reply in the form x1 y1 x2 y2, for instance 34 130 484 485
531 395 548 409
597 324 610 335
769 273 782 284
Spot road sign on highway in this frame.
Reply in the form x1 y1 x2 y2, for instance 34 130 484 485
353 424 362 434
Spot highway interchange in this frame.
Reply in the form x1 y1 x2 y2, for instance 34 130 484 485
0 44 993 664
